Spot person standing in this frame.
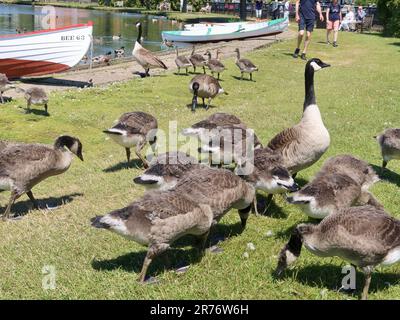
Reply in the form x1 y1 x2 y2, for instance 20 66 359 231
255 0 263 20
326 0 342 47
292 0 324 60
283 0 290 20
271 0 279 19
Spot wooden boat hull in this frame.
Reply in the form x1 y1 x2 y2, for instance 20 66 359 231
162 18 288 43
0 22 93 79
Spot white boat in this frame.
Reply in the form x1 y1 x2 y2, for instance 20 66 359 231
162 18 288 43
0 22 93 79
184 20 256 31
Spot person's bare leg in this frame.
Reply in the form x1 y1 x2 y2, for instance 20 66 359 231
333 29 338 43
326 29 331 43
303 31 312 54
297 30 304 49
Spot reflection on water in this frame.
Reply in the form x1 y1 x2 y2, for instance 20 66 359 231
0 3 183 57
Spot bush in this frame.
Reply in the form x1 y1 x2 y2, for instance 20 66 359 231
378 0 400 37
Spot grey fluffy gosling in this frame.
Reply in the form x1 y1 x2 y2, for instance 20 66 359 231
175 47 192 75
103 111 157 168
0 73 15 103
0 136 83 220
375 128 400 169
234 48 258 81
204 49 225 80
276 205 400 300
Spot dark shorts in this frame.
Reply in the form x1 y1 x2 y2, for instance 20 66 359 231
298 16 315 32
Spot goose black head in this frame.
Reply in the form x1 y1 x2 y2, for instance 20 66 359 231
55 135 84 161
307 58 330 72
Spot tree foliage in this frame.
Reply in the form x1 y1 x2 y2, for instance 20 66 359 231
377 0 400 37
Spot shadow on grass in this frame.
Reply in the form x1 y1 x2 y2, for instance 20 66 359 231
274 263 399 298
255 193 288 219
19 77 92 88
231 75 255 82
103 159 145 172
185 103 217 112
92 221 244 277
0 192 84 217
26 109 50 117
0 96 13 103
370 164 400 187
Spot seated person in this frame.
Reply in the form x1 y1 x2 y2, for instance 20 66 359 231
339 7 355 31
355 6 366 23
200 3 211 13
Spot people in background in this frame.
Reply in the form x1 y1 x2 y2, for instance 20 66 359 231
255 0 263 20
326 0 342 47
339 6 355 31
271 0 279 20
293 0 324 60
283 0 290 20
355 5 366 23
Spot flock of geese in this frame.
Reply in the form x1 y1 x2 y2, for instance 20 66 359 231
1 24 400 301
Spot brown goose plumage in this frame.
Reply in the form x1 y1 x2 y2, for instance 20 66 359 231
189 74 226 111
234 48 258 81
205 49 225 80
174 47 192 75
267 58 331 176
287 155 381 219
189 45 207 74
103 111 157 168
276 205 400 300
23 87 49 114
0 73 14 103
375 128 400 169
133 151 200 190
0 136 83 220
132 22 167 76
91 167 254 282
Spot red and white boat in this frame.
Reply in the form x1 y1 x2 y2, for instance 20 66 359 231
0 22 93 79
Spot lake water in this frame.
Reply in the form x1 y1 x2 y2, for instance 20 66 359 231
0 3 181 57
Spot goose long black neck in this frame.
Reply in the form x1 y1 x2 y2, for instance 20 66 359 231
136 23 142 44
304 63 316 110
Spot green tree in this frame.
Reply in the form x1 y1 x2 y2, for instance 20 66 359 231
377 0 400 37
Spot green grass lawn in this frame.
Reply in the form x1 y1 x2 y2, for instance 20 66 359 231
1 29 400 300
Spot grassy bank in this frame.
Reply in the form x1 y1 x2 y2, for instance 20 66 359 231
0 29 400 299
1 1 238 22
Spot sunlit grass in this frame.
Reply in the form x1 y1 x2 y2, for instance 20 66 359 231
0 29 399 299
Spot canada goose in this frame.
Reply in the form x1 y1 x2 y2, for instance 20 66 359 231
189 74 226 111
0 73 14 103
236 147 299 212
182 112 263 149
0 136 83 220
163 39 174 48
132 22 168 77
91 167 255 282
286 155 381 219
204 49 225 80
114 46 125 58
103 111 157 168
22 87 49 114
375 128 400 169
133 151 199 190
234 48 258 81
112 34 121 40
276 205 400 300
174 47 192 75
267 58 331 177
92 52 112 65
189 46 207 74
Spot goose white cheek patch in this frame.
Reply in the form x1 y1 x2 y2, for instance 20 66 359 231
310 61 322 71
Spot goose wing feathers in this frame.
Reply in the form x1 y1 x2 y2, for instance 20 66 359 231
237 59 257 70
116 112 158 135
382 129 400 149
268 126 301 152
136 47 167 69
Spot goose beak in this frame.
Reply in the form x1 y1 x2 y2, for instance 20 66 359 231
321 62 331 68
287 183 300 192
78 153 84 161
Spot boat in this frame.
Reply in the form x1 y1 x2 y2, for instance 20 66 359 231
184 20 260 31
0 22 93 79
162 18 288 43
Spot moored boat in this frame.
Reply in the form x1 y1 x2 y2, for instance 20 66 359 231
0 22 93 79
162 18 288 43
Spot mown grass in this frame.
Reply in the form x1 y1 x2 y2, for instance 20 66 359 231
0 29 400 300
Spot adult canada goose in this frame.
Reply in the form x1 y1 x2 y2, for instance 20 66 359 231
276 205 400 300
133 151 199 190
234 48 258 81
236 147 299 214
132 22 167 77
268 58 331 177
189 46 207 74
103 111 157 168
114 46 125 58
189 74 226 111
174 47 192 75
0 73 14 103
91 167 255 282
21 87 49 114
375 128 400 169
286 155 381 219
0 136 83 220
204 49 225 80
182 112 263 149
